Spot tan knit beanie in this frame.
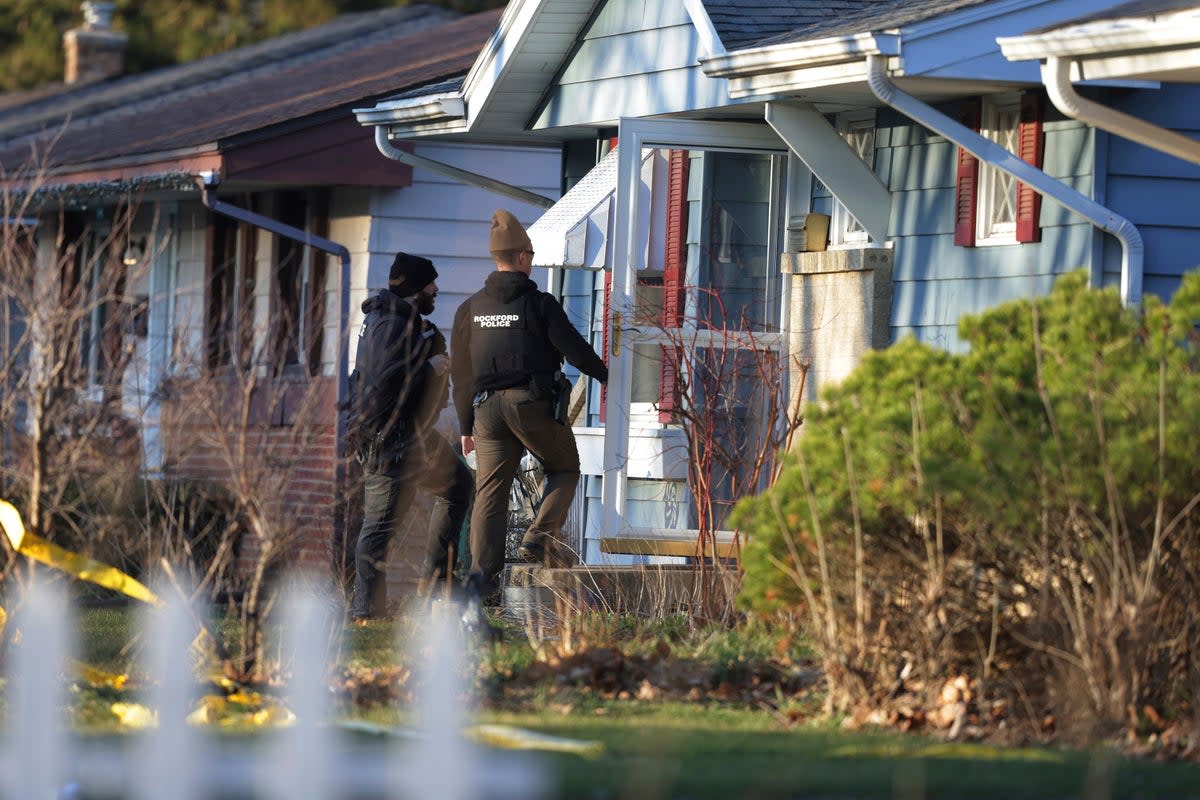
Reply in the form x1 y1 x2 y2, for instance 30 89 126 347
489 209 532 254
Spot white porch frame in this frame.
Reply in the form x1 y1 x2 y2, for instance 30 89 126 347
602 117 789 549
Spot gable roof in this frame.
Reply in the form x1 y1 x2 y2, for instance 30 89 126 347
359 0 1092 143
0 5 500 189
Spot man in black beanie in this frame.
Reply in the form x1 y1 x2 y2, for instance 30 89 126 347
345 251 473 622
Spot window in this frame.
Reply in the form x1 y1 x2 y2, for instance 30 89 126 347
205 189 327 375
61 221 127 397
955 92 1044 247
206 208 255 370
272 189 326 376
831 110 876 247
612 149 785 427
977 94 1021 243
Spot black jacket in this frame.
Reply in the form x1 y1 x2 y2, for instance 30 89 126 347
347 289 447 451
451 271 607 433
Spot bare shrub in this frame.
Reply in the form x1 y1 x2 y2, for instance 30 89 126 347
1 160 336 681
639 285 804 622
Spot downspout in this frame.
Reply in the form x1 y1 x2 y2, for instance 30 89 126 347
373 127 556 210
1044 56 1200 167
865 54 1144 308
194 173 354 571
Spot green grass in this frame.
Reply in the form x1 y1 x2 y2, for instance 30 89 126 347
477 702 1200 799
64 605 1200 799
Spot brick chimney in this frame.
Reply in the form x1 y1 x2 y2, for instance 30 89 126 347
63 2 127 84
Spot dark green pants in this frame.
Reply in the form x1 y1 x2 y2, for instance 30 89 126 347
469 385 580 594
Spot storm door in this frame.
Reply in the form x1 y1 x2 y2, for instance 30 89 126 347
601 118 791 559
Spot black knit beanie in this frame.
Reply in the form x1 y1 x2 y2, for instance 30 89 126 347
388 252 438 297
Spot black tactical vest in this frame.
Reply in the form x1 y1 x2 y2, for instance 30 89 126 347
467 290 560 392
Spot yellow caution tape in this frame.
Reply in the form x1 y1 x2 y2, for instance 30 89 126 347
0 499 161 606
467 724 604 757
110 702 157 729
186 694 296 728
186 695 228 726
226 689 263 706
76 662 129 691
336 720 603 757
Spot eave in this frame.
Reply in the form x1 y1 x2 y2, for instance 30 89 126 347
998 11 1200 83
701 33 899 79
998 13 1200 61
353 93 466 127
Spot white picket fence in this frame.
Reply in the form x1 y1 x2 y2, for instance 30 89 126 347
0 579 547 800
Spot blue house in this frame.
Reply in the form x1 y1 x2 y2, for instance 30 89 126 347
355 0 1200 566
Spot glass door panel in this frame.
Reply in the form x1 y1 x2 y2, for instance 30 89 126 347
602 118 789 554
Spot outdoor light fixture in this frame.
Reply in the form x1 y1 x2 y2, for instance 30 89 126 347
122 236 146 266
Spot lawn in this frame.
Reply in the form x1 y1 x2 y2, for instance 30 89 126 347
64 605 1200 800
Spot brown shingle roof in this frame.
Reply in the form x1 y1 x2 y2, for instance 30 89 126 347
0 5 498 176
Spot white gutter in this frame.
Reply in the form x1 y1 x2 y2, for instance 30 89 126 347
1043 56 1200 167
372 127 555 210
996 14 1200 62
702 32 898 78
353 93 465 127
865 54 1144 308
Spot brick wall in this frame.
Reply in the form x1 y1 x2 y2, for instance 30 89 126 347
160 373 436 612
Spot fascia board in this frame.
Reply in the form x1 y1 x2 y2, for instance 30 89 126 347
900 0 1044 41
998 16 1200 61
683 0 726 57
383 119 472 139
701 33 897 79
725 60 878 99
459 0 545 127
353 94 465 127
1071 47 1200 82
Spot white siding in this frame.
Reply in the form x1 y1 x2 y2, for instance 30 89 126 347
365 141 561 335
327 188 372 374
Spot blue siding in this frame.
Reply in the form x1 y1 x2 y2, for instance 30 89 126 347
1102 83 1200 301
874 105 1106 349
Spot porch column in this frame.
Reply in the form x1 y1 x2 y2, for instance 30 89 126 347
783 248 894 410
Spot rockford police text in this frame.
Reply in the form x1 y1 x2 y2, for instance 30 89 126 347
474 314 521 328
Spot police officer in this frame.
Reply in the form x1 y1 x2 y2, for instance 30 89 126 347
451 210 608 601
347 252 473 622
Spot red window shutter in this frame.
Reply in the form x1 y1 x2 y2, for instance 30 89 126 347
1016 92 1045 244
658 149 689 424
599 268 611 423
954 99 982 247
662 150 688 328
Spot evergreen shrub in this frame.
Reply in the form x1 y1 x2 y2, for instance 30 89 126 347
732 270 1200 737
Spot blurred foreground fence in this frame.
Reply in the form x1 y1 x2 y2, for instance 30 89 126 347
0 579 546 800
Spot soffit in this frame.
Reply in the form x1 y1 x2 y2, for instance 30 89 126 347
462 0 598 139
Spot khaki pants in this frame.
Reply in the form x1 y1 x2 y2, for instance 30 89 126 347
469 385 579 594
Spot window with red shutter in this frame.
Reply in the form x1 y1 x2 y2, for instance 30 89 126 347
960 92 1045 246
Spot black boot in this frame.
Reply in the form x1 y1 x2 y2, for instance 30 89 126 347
460 572 501 641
